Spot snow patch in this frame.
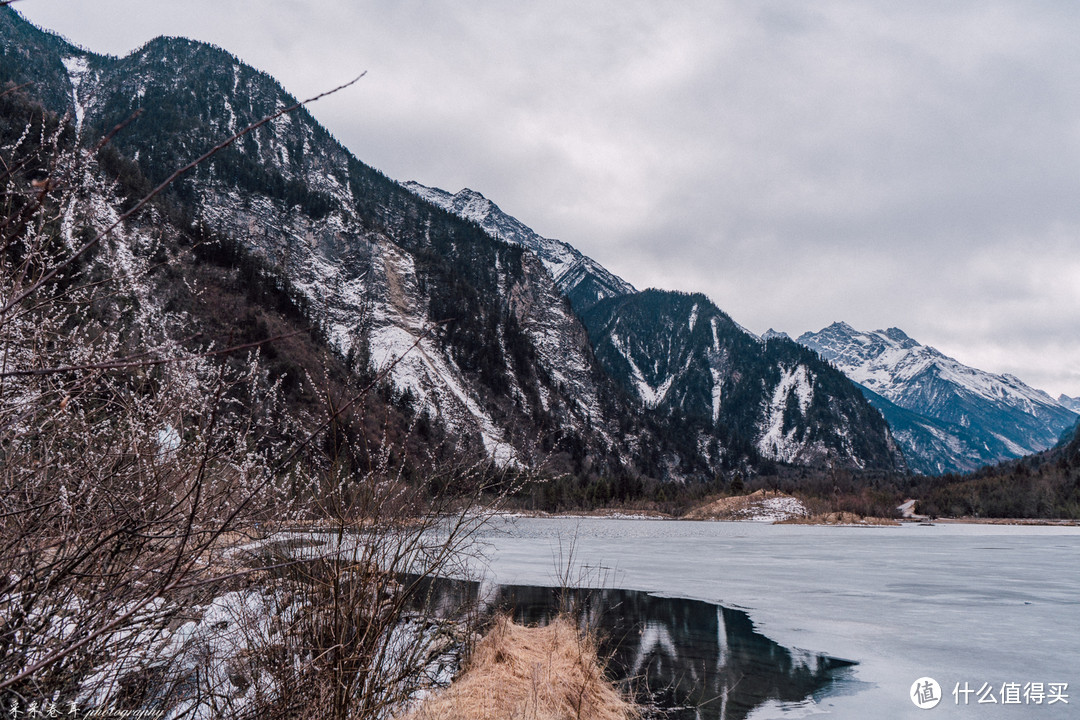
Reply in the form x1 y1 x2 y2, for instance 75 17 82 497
369 244 518 467
757 365 816 463
610 334 674 408
62 56 90 136
710 368 724 422
748 495 810 523
686 490 810 523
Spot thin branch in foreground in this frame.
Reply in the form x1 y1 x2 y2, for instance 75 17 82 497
274 319 447 471
0 74 366 317
0 82 33 101
0 331 304 377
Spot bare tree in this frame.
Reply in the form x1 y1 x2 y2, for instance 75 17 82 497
0 61 517 719
174 425 506 720
0 76 301 705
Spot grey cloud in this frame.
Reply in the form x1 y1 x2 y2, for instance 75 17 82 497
18 0 1080 395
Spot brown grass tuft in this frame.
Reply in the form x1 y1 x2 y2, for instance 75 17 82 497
400 614 637 720
778 511 900 526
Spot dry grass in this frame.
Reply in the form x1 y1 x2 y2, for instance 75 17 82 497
778 511 900 526
401 614 637 720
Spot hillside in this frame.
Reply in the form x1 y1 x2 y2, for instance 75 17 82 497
402 182 636 314
0 8 642 478
583 291 905 472
1 6 910 491
910 421 1080 519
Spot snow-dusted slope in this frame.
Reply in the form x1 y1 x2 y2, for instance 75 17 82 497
1 16 641 473
584 293 905 472
798 323 1077 470
402 187 903 473
854 385 1013 475
0 7 918 481
402 183 635 312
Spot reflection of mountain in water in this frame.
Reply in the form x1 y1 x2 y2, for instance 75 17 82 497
499 586 856 719
421 579 857 719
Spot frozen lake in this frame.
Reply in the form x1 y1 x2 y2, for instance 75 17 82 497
468 517 1080 719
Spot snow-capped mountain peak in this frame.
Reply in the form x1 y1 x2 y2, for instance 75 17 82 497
402 181 636 313
798 322 1077 470
762 328 792 342
799 323 1048 410
1059 394 1080 414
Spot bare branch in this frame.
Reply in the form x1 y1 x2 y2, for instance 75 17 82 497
274 319 446 471
0 82 33 100
0 74 365 317
0 331 303 377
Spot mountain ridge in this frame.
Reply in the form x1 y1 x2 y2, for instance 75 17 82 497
798 322 1077 473
1 7 640 477
582 291 906 472
1 6 909 483
1059 394 1080 414
402 179 906 474
402 182 636 313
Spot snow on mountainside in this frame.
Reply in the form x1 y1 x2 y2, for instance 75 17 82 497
798 322 1078 471
0 10 641 474
402 182 636 312
584 293 905 472
400 181 904 473
1059 394 1080 414
854 384 1011 475
0 7 915 481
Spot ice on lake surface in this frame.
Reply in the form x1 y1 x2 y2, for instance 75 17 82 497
467 518 1080 719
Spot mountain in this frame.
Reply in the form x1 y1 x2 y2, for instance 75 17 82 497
1059 394 1080 414
798 322 1077 473
402 183 904 473
913 410 1080 518
401 183 636 313
583 292 906 472
853 385 1012 475
1 7 907 485
1 8 636 476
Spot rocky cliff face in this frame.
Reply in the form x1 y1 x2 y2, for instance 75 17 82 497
401 183 636 313
1 9 635 473
404 182 905 473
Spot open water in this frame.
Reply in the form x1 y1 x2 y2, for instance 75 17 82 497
466 517 1080 719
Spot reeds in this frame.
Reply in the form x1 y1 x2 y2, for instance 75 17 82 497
403 614 637 720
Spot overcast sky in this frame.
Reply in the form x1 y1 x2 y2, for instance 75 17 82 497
18 1 1080 397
